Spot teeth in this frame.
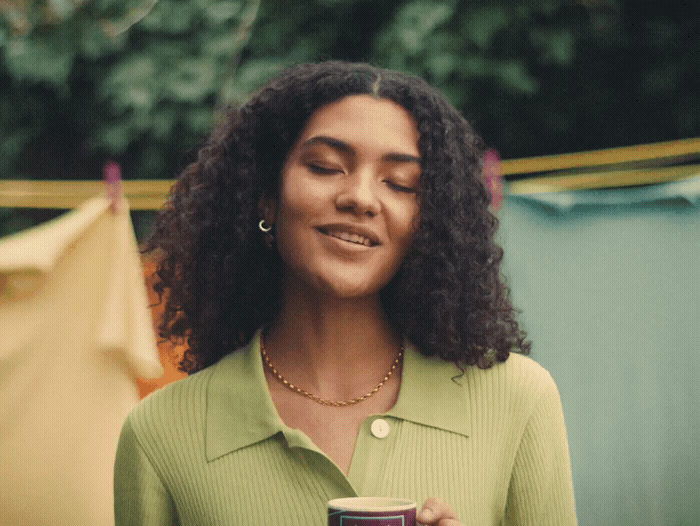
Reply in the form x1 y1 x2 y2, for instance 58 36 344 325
327 230 372 246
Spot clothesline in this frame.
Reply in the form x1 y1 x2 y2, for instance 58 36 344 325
501 137 700 175
0 179 172 210
504 137 700 194
509 163 700 195
1 138 698 209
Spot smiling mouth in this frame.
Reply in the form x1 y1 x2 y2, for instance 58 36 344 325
317 228 377 247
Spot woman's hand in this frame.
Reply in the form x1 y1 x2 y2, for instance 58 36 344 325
416 498 463 525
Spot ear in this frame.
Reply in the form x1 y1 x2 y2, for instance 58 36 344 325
257 194 277 225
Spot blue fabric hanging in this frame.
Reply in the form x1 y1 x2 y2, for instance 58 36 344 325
498 175 700 526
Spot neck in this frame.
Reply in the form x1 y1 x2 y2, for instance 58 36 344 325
263 285 402 400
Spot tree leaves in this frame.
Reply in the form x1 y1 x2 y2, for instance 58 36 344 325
3 35 75 84
464 5 508 49
0 0 259 181
394 0 455 53
204 2 244 24
0 0 697 188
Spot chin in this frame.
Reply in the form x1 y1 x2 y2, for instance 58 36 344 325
305 271 387 299
317 280 379 299
284 262 395 300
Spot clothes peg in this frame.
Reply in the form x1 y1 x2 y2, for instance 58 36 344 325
103 161 123 214
483 149 504 211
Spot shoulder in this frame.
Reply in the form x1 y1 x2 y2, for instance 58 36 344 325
124 366 215 450
459 352 561 423
406 345 558 414
493 352 558 397
469 352 556 394
132 365 213 414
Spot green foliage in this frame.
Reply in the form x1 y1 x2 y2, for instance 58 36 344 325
373 1 578 111
4 34 76 84
0 0 698 190
0 0 259 181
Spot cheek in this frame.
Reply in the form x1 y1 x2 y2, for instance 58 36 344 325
274 186 323 258
279 169 330 214
277 176 316 223
391 201 421 247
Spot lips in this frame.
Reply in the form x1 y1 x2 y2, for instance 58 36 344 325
317 224 380 247
326 230 373 246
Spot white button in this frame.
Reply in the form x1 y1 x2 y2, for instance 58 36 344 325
371 418 390 438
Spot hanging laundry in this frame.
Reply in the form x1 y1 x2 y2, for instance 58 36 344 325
498 178 700 526
0 195 162 526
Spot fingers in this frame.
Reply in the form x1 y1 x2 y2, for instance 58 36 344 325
417 497 461 525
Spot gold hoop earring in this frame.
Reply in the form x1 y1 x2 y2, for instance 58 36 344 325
258 219 272 232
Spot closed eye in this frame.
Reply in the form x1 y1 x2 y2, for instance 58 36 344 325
385 180 418 193
308 164 342 175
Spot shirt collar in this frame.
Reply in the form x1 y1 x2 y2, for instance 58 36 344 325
386 341 471 437
205 330 470 462
206 330 285 461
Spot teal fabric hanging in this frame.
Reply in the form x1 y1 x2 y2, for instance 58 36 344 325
498 176 700 526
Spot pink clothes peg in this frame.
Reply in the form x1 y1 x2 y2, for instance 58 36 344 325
103 161 123 214
483 149 504 211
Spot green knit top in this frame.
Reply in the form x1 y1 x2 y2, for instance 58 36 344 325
114 330 577 525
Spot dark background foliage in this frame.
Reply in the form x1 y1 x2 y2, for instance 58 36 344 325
1 0 698 236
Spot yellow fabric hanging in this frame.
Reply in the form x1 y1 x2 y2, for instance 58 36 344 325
0 195 162 526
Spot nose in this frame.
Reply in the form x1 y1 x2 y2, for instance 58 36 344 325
335 168 381 217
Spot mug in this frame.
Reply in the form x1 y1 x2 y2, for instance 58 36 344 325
328 497 416 526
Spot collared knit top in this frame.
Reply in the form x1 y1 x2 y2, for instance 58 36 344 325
114 330 577 525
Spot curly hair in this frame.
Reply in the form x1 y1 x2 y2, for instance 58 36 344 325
144 61 530 374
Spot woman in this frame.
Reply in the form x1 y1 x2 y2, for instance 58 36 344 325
115 61 577 525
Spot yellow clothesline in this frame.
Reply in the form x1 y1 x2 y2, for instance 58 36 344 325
509 163 700 195
1 138 698 209
500 137 700 175
0 180 172 210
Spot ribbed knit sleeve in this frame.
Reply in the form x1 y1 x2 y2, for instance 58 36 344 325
114 415 178 526
504 370 578 525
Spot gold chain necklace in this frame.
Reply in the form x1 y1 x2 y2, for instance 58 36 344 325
260 332 403 407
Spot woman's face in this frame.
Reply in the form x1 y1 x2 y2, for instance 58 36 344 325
262 94 422 299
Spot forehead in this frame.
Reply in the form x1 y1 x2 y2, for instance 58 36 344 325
294 95 421 157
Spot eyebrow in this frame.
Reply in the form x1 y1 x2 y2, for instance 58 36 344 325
300 135 421 165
